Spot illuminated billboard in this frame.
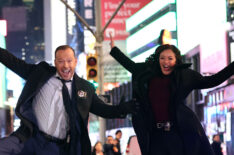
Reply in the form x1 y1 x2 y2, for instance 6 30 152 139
0 20 7 37
127 12 176 54
126 0 175 32
0 34 6 107
176 0 227 54
126 0 177 62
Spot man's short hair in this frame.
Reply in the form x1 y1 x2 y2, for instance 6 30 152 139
55 45 75 57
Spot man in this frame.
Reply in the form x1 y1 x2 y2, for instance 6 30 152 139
211 134 223 155
103 135 118 155
0 45 135 155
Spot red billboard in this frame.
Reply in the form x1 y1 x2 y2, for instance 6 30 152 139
101 0 151 40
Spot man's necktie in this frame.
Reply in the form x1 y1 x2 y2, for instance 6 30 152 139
58 78 78 155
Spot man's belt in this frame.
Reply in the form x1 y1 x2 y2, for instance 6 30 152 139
39 131 70 144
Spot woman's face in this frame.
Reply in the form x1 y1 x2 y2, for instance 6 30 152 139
159 49 176 75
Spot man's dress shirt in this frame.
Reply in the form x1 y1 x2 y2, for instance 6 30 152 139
32 74 72 139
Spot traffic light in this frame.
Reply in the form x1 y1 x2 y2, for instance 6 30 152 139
86 53 99 88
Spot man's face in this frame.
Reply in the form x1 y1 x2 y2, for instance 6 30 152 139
213 135 220 142
54 48 77 80
107 136 114 144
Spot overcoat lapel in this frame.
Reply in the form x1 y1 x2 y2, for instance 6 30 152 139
134 67 155 112
72 74 89 124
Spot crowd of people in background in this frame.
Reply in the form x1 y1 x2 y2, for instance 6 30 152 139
92 130 123 155
91 131 225 155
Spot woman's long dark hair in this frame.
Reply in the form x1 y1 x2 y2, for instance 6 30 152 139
145 44 183 74
92 141 103 154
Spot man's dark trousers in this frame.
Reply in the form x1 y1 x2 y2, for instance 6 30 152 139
0 130 80 155
21 130 81 155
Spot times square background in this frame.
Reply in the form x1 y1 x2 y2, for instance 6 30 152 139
1 0 234 154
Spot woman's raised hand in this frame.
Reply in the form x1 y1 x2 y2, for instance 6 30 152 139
109 32 115 48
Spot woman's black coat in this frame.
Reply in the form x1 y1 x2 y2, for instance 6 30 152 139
110 47 234 155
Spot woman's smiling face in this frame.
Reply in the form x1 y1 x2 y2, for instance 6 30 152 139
159 49 176 75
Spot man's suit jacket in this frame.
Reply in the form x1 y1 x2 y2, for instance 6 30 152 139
0 47 128 155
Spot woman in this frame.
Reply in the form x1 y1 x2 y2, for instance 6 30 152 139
92 141 104 155
109 39 234 155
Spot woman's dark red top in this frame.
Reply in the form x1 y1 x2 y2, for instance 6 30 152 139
148 76 171 122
